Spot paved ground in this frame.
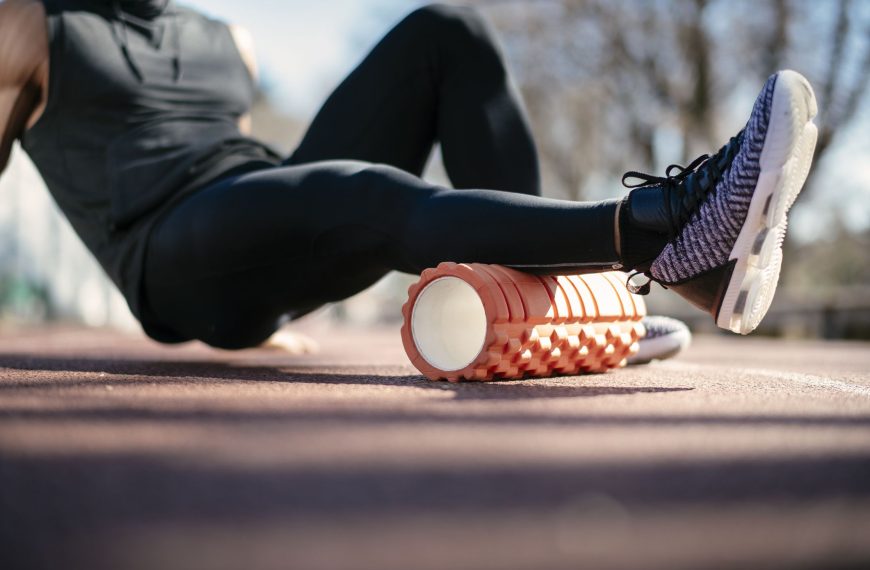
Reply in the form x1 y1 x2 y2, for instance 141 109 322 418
1 324 869 570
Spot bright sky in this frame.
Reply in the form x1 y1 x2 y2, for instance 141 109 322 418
185 0 423 116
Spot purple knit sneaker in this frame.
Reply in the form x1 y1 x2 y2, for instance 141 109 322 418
623 70 818 334
627 316 692 365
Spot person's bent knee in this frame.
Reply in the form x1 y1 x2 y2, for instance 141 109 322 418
407 3 486 30
402 3 498 53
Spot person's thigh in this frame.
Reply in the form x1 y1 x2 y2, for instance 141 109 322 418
143 160 431 348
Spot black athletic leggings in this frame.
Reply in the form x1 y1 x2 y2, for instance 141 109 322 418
143 4 620 349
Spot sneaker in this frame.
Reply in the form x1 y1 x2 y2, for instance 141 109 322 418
621 70 818 334
627 316 691 365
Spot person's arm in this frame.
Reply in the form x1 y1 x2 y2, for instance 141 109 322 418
228 24 258 137
0 0 48 175
0 101 16 174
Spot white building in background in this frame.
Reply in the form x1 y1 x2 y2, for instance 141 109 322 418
0 145 140 332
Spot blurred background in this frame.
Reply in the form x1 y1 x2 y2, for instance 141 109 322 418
0 0 868 338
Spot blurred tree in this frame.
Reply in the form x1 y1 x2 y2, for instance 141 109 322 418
784 220 870 292
472 0 870 200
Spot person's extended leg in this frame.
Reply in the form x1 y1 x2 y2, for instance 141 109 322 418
288 4 540 195
143 161 617 348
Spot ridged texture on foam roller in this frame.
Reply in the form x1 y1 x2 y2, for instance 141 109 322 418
401 262 647 382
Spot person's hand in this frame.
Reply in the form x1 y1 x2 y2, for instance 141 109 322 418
261 328 321 355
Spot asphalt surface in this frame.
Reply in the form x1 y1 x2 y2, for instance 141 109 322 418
1 325 869 570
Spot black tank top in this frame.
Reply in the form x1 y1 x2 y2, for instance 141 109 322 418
20 0 281 336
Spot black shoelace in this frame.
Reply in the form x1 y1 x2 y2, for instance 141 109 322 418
621 129 745 295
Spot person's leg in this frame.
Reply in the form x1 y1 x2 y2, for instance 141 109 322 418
288 4 540 195
143 161 617 349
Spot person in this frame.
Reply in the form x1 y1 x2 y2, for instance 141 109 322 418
0 0 818 351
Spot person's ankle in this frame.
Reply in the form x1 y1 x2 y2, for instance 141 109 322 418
618 195 669 271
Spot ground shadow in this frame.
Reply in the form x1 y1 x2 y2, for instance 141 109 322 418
0 353 692 401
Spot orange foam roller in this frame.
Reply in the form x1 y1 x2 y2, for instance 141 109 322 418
401 262 647 382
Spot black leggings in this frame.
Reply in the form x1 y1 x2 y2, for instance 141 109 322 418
143 4 620 348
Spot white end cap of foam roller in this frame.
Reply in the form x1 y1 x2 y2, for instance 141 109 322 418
410 276 487 372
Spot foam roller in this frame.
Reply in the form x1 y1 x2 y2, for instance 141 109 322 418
401 262 646 382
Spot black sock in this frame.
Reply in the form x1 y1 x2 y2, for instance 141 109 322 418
618 196 670 272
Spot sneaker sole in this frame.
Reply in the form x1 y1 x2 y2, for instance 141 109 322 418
716 70 818 335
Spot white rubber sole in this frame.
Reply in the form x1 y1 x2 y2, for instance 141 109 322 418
716 70 818 334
